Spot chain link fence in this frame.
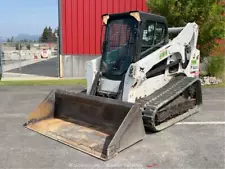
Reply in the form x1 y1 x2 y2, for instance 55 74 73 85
0 42 59 79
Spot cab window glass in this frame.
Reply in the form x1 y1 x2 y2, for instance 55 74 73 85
142 21 155 47
141 21 166 52
155 23 166 44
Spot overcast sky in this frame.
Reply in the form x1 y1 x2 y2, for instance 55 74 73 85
0 0 58 38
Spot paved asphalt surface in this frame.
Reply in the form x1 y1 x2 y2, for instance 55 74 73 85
0 86 224 169
7 57 59 77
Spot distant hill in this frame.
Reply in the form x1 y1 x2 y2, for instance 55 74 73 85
0 37 6 43
14 34 40 41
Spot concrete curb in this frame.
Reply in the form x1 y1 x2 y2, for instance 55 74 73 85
1 77 60 81
3 56 57 72
1 72 59 81
1 72 86 81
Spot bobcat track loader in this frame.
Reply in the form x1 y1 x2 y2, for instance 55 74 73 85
24 11 202 160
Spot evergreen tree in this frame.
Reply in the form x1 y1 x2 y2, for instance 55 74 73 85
15 43 22 50
40 26 59 43
11 36 14 42
26 44 31 50
47 26 53 42
40 26 49 42
53 28 58 42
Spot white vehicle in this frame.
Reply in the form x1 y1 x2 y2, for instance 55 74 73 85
41 49 50 58
24 11 203 161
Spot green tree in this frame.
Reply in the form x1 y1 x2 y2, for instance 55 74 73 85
26 44 31 50
53 28 58 42
47 26 54 42
147 0 225 58
40 26 49 42
40 26 59 43
7 36 14 42
10 36 14 42
15 43 22 50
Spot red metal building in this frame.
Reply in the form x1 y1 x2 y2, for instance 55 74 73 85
59 0 148 56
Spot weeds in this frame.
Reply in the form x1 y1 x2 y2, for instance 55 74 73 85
206 56 225 79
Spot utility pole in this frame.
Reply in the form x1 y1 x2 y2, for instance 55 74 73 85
19 43 22 76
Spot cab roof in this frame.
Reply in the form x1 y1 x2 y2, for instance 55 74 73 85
102 11 167 25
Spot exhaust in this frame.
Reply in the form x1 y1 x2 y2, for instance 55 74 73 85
23 89 145 160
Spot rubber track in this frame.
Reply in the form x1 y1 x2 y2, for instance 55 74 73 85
136 76 202 132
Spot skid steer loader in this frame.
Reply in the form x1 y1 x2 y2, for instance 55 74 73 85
23 11 202 160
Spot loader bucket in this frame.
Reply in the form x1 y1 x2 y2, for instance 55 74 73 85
23 89 145 160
